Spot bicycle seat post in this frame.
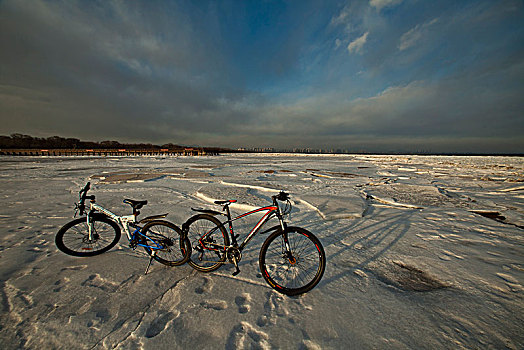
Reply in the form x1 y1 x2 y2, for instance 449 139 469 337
223 203 232 221
223 204 238 245
215 201 241 246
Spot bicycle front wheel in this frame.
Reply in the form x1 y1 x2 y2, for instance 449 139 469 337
55 214 121 257
141 220 191 266
185 214 229 272
259 227 326 296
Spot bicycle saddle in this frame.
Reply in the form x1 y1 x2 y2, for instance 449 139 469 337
123 199 148 210
214 199 237 205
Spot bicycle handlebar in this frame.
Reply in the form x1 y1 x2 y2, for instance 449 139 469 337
79 182 90 199
77 182 94 215
273 191 290 202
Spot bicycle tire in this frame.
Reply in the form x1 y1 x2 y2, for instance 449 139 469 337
141 220 191 266
259 227 326 296
55 214 121 257
185 214 229 272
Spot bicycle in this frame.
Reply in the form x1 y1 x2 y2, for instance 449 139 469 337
182 191 326 296
55 182 191 274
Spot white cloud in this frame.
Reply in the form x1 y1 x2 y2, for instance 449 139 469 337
370 0 403 11
398 27 422 51
330 6 350 26
398 18 439 51
347 32 369 54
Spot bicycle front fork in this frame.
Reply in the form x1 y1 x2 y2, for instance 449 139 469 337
281 233 295 263
86 214 94 241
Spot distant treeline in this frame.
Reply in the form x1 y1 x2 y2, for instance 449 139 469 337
0 134 230 153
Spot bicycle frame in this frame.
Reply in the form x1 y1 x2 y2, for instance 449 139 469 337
200 198 289 254
86 201 164 251
230 206 278 250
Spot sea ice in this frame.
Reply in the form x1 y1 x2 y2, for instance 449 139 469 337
0 154 522 349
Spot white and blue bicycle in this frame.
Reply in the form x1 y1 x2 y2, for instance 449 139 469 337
56 182 191 274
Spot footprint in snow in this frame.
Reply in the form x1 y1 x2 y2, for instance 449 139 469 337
226 322 269 350
235 293 251 314
145 311 175 338
201 299 228 310
195 276 214 294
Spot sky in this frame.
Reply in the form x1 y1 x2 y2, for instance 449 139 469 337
0 0 523 153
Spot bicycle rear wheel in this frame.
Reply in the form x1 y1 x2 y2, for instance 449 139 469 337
185 214 229 272
55 214 121 257
141 220 191 266
259 227 326 296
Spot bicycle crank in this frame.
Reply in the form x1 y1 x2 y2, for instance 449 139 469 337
226 247 242 276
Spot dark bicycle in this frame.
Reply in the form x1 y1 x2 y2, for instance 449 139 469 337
56 182 191 274
182 191 326 296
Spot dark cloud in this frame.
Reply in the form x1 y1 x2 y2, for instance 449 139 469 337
0 0 522 153
0 0 245 142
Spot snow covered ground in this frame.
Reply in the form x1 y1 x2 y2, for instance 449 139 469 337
0 153 523 349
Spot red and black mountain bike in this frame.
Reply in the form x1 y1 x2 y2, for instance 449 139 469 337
182 191 326 296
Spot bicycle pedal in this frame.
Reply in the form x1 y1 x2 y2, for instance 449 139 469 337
232 257 241 276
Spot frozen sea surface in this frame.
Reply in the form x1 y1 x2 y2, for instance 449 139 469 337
0 154 523 349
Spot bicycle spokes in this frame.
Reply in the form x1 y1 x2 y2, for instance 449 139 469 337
260 228 326 295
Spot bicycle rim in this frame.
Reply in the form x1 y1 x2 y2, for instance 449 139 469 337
260 227 325 296
142 220 191 266
55 215 120 257
186 214 229 272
